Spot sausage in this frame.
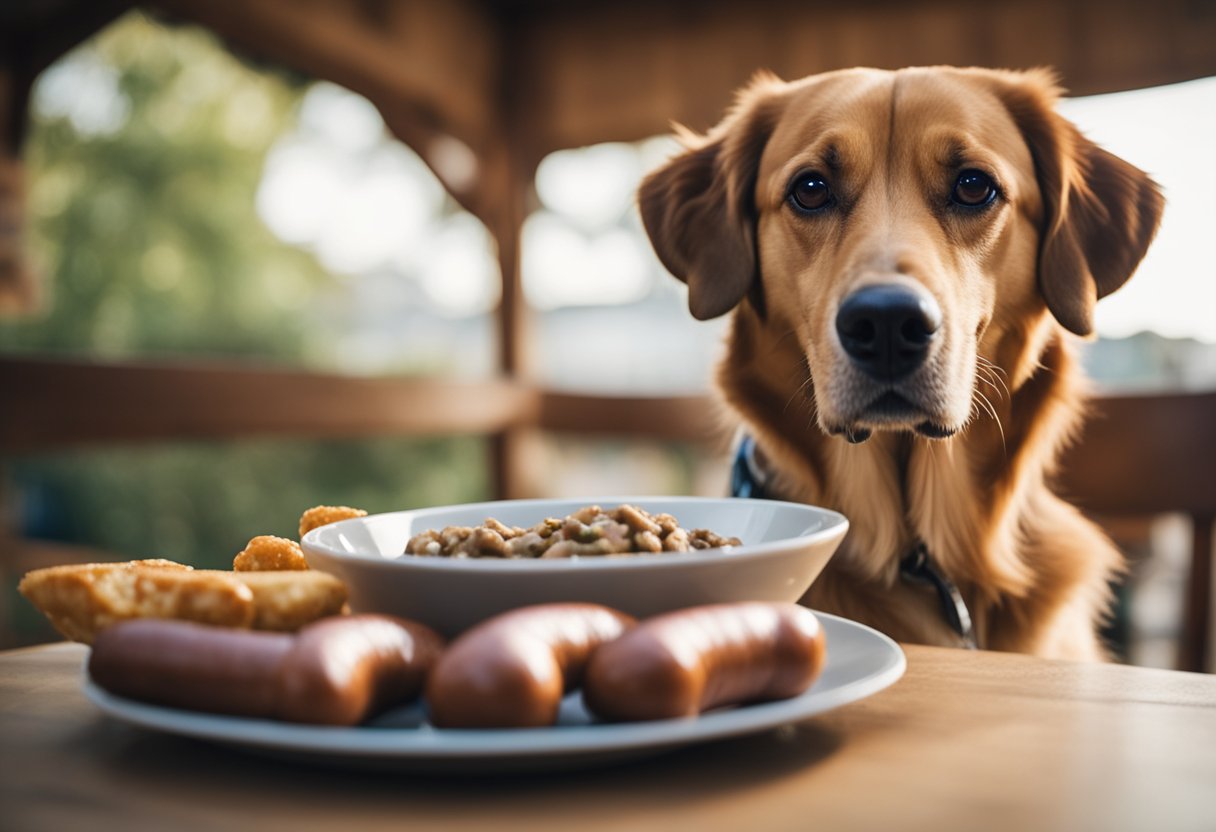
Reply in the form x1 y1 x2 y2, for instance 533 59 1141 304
425 603 636 728
89 618 292 718
581 602 826 722
89 614 445 726
276 615 444 725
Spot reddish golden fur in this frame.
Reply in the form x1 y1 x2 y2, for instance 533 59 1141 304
639 68 1163 659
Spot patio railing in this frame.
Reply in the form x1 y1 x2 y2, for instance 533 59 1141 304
2 354 1213 668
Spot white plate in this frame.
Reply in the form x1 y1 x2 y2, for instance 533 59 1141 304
83 613 904 773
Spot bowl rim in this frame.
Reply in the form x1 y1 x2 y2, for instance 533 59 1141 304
300 495 849 574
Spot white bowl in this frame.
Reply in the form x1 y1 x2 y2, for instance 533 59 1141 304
300 496 848 637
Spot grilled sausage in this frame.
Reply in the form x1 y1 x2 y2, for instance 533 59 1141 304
276 615 446 725
89 614 445 726
582 602 826 721
425 603 637 728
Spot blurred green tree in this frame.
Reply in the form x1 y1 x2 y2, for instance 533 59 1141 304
1 13 489 646
2 12 329 357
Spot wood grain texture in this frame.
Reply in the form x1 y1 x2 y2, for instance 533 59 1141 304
512 0 1216 153
6 356 1210 482
122 0 1216 170
2 642 1215 832
1057 391 1216 672
1057 391 1216 517
0 355 538 450
0 355 728 452
537 390 723 443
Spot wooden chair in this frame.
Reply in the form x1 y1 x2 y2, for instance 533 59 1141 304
1058 390 1216 673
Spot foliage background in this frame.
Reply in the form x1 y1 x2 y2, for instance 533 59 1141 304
1 14 491 644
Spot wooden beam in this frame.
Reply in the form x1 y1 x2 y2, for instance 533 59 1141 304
514 0 1216 153
0 356 730 453
1057 391 1216 517
0 1 132 84
0 356 538 452
7 357 1211 486
537 391 722 445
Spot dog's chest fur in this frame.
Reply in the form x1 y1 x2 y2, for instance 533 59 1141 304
717 306 1121 660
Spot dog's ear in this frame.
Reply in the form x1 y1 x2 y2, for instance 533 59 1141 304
638 75 786 320
992 70 1164 336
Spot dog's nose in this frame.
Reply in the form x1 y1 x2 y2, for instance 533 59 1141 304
835 284 942 381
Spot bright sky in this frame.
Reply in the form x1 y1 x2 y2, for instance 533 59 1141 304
1058 77 1216 343
254 83 500 316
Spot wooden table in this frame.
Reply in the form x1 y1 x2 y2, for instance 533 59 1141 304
3 643 1215 832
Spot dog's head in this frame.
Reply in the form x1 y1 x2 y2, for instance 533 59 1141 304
639 67 1163 441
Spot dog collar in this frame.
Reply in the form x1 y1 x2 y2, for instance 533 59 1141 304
731 431 978 649
899 542 977 649
730 432 772 499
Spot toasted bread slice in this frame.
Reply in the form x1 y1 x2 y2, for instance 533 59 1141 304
224 570 348 632
21 559 351 643
19 560 253 644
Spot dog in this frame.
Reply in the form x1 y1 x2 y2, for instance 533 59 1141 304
638 67 1163 659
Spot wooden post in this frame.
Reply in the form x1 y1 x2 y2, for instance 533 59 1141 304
0 0 130 314
486 27 542 501
487 156 532 500
0 68 35 314
483 9 547 501
1180 514 1215 673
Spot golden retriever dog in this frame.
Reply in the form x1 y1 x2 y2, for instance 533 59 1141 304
639 67 1163 660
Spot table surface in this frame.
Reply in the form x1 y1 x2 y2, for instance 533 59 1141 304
3 641 1216 832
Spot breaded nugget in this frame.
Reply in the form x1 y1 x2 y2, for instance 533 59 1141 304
225 570 348 631
19 560 254 644
299 505 367 538
233 535 309 571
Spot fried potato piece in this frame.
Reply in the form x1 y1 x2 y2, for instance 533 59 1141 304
299 505 367 538
18 560 253 644
233 535 309 572
225 570 348 632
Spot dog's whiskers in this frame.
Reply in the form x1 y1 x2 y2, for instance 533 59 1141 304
977 356 1010 401
776 328 817 417
785 373 815 415
973 388 1008 456
976 369 1002 396
775 327 802 347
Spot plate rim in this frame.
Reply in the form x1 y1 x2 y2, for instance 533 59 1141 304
82 612 905 761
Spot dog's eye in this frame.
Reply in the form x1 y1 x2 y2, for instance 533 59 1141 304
951 170 997 207
789 175 833 212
